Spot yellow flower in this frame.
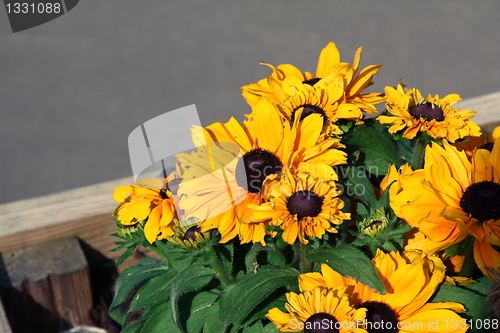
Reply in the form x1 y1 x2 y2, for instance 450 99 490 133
377 85 481 142
299 251 468 333
165 223 212 249
454 125 500 158
390 140 500 281
113 168 184 243
249 169 349 244
177 98 347 245
276 75 366 138
379 163 413 196
241 42 384 115
266 286 367 333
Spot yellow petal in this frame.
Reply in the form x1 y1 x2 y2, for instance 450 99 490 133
316 42 340 78
113 185 132 202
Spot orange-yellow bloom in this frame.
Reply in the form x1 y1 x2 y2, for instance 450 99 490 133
299 251 468 333
377 85 481 142
390 140 500 281
241 41 384 115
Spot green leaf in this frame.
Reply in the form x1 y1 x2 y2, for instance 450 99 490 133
375 185 391 211
110 240 131 252
393 135 418 165
307 244 386 294
462 276 494 296
341 166 378 206
129 267 179 311
243 294 287 328
109 258 169 325
219 267 300 329
120 319 145 333
444 242 462 257
142 301 182 333
245 243 287 271
356 201 370 217
170 264 216 333
218 244 235 277
183 291 219 333
430 284 492 321
342 124 400 176
381 240 398 252
203 301 226 333
116 246 136 266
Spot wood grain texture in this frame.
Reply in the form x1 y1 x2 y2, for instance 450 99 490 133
0 300 12 333
455 91 500 130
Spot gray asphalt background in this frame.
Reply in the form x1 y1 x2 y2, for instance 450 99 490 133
1 1 499 204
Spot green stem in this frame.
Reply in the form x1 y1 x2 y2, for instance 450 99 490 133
205 247 232 287
299 243 311 274
149 242 170 266
412 138 427 170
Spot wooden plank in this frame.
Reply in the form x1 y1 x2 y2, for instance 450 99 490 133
0 213 115 260
0 211 156 272
1 238 94 330
0 176 133 239
455 90 500 132
0 300 12 333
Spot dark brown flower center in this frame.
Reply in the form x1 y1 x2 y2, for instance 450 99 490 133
235 148 283 193
368 220 383 228
292 104 326 122
361 301 399 333
287 190 324 220
479 142 494 152
124 222 139 229
166 178 182 195
304 312 339 333
460 181 500 222
409 102 444 122
303 77 322 86
183 226 202 241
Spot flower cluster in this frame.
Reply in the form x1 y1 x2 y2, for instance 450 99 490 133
110 42 498 332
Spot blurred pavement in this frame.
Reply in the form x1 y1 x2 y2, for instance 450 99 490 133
1 0 499 204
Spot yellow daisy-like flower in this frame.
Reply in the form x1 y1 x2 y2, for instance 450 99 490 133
249 169 349 244
266 286 367 333
165 223 212 249
113 169 184 243
177 98 347 245
377 84 481 142
299 250 468 333
454 125 500 158
403 234 476 286
276 75 367 138
379 163 413 198
241 42 384 115
390 140 500 281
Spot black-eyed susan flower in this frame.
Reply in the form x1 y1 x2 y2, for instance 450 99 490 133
377 85 481 142
166 223 212 249
390 140 500 281
177 98 347 245
249 169 349 244
299 251 468 333
403 233 476 286
277 75 366 138
358 208 390 238
454 125 500 158
113 167 185 243
241 42 384 115
266 286 367 333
